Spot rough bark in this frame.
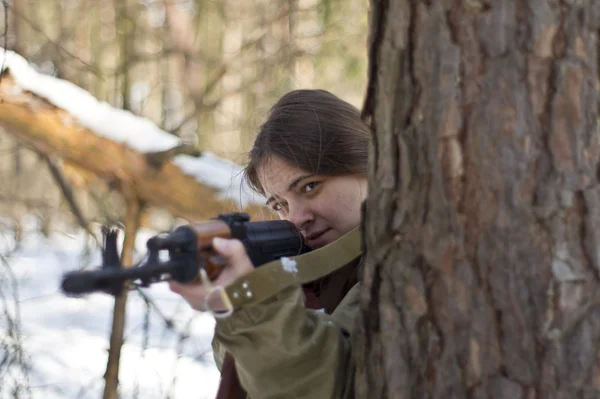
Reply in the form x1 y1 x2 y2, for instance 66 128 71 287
357 1 600 398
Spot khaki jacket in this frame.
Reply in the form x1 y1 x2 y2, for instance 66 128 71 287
212 281 360 399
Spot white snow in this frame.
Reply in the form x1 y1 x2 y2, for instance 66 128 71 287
0 217 220 399
280 257 298 274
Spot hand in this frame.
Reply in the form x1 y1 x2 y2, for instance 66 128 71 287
168 237 254 312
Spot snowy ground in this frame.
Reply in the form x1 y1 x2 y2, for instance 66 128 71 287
0 217 220 399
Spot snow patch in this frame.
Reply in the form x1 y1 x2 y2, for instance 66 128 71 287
281 257 298 274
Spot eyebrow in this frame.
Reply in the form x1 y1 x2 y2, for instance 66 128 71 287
265 174 315 206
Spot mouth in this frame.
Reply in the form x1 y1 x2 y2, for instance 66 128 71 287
305 228 332 249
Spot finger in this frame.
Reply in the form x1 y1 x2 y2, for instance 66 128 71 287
168 280 184 293
212 237 247 264
168 280 201 293
211 238 254 276
169 281 203 296
168 281 209 311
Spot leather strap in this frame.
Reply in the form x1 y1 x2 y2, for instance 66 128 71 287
223 226 362 309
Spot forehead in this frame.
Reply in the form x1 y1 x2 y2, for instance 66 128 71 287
258 157 308 196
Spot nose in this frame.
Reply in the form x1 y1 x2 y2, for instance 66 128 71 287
287 201 313 232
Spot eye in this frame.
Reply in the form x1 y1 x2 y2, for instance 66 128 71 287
302 181 320 193
271 202 287 212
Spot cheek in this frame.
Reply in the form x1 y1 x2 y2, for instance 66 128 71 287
320 189 362 230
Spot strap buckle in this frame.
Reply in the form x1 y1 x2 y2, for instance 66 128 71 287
199 269 234 319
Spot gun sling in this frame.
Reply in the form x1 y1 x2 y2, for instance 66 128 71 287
205 226 362 317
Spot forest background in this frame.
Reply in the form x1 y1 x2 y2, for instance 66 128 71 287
0 0 370 398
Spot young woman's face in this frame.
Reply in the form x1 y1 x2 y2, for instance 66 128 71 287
259 156 367 249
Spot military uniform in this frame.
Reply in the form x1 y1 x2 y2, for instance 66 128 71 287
212 258 361 399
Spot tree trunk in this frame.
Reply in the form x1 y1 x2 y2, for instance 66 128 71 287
103 194 143 399
356 1 600 398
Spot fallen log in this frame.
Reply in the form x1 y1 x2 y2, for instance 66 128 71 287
0 50 264 222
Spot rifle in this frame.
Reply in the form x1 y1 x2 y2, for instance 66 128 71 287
60 212 308 297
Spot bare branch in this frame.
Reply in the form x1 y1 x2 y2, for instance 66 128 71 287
41 154 98 245
4 1 101 76
0 0 8 88
145 144 201 168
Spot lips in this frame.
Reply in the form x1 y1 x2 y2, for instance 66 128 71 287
305 228 331 248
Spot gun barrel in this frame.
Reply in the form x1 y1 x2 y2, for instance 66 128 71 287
60 260 184 296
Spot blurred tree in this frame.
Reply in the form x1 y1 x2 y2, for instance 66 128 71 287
0 1 370 397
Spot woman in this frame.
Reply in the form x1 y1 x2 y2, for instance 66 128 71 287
169 89 371 398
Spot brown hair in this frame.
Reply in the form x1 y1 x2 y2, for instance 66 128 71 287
244 89 371 195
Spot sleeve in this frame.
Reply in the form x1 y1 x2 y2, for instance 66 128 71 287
213 283 360 399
